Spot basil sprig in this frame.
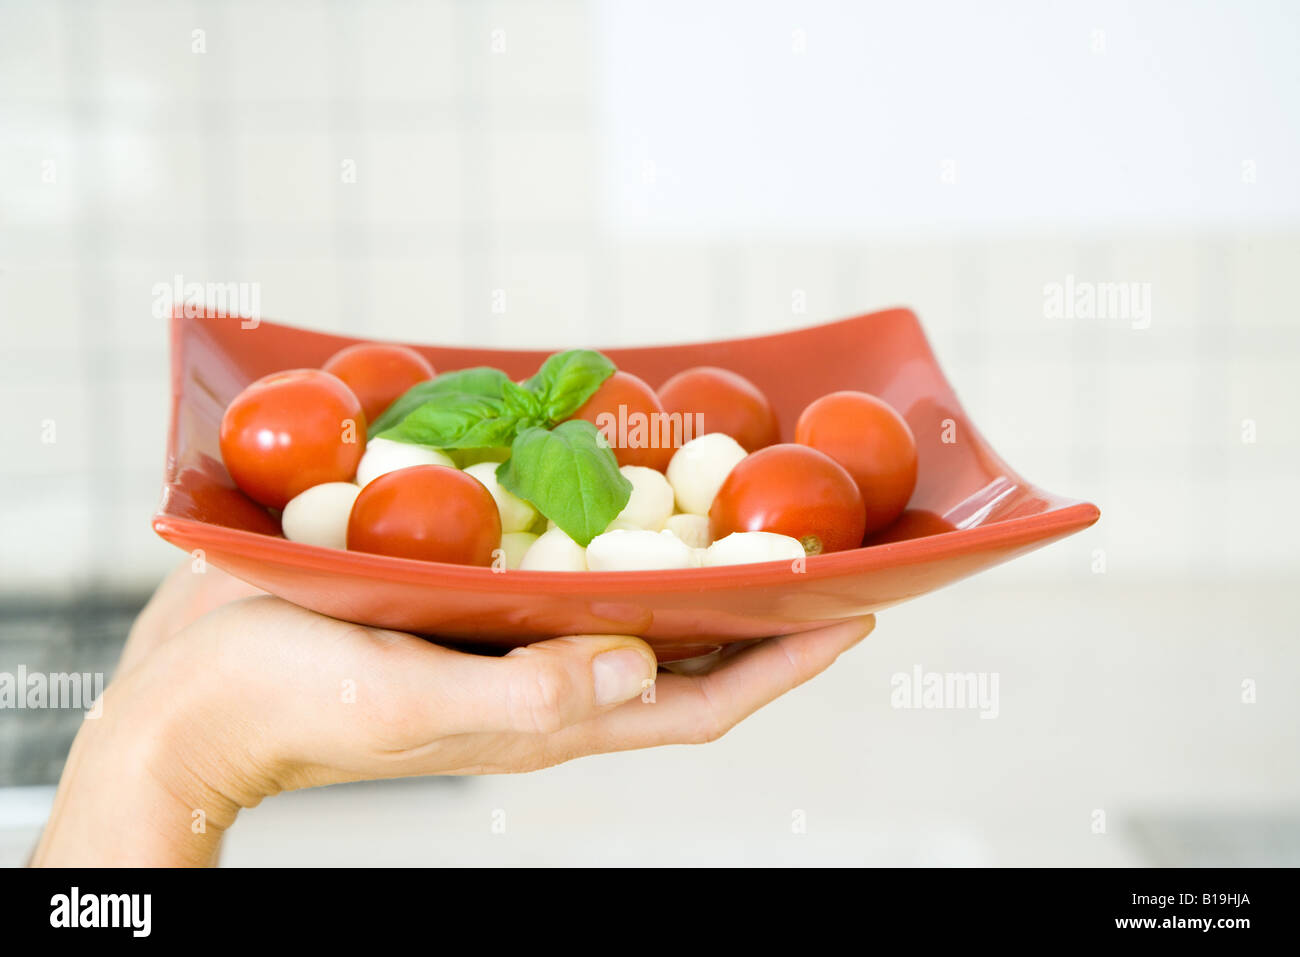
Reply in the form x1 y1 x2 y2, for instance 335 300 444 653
379 392 524 449
523 350 619 423
367 367 513 438
374 350 627 545
496 421 632 546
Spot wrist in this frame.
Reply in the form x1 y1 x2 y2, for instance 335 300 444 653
32 635 271 866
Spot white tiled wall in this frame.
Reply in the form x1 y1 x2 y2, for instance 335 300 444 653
1 0 1297 596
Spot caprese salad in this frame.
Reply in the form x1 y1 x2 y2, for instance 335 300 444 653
218 342 918 571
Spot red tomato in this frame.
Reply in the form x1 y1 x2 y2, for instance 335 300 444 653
347 465 501 566
657 366 779 452
219 369 366 509
568 371 674 471
794 391 917 536
709 444 866 555
322 343 435 423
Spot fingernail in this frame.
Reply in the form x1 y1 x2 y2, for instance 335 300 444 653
593 649 653 706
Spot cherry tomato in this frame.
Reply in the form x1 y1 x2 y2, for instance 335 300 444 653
220 369 366 509
322 342 435 423
709 444 866 555
568 371 673 471
795 391 917 536
657 366 779 453
346 465 501 565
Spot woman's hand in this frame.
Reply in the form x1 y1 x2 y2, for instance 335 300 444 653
32 567 873 866
115 560 264 675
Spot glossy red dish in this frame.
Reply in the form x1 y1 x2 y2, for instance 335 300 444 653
153 307 1099 660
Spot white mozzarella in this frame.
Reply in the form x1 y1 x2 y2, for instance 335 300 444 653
464 462 538 533
547 516 641 534
613 465 675 531
355 437 455 488
666 432 748 516
496 532 538 570
519 527 588 571
665 512 713 549
281 482 362 550
702 531 807 567
586 528 696 571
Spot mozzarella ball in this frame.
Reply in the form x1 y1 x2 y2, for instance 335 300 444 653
547 516 641 534
281 482 361 550
464 461 538 533
355 437 455 488
613 465 675 531
666 432 748 515
519 527 588 571
702 531 807 567
665 512 712 549
586 529 696 571
496 531 538 570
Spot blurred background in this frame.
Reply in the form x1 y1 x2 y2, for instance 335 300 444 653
1 0 1297 865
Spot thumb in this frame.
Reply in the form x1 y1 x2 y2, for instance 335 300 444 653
481 635 658 734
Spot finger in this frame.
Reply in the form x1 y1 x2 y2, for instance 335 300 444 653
544 616 875 757
351 630 659 741
498 635 659 732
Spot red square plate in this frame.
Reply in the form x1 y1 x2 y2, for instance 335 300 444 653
153 307 1099 660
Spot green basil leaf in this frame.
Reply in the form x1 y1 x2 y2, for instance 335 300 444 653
523 349 616 424
367 367 511 438
496 420 631 547
378 391 520 449
501 378 545 429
